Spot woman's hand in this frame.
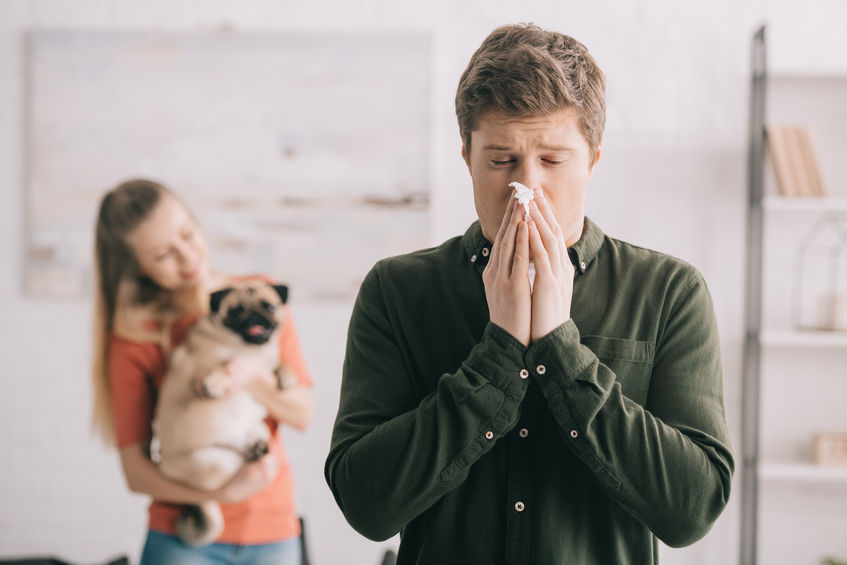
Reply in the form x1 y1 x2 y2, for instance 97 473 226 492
214 452 279 503
223 355 313 432
225 356 271 388
119 442 277 505
193 356 269 398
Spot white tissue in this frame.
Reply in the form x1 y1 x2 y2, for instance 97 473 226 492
509 181 535 221
528 262 536 293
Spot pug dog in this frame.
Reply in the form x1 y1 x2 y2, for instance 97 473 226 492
154 279 296 546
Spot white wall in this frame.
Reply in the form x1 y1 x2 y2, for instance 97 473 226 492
1 1 846 564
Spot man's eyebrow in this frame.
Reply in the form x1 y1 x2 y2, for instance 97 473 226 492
481 144 574 151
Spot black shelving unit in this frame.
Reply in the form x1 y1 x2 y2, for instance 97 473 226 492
740 23 767 565
740 24 847 564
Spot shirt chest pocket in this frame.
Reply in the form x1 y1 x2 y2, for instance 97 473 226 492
579 335 654 406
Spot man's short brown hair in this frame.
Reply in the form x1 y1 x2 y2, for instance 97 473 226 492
455 23 606 161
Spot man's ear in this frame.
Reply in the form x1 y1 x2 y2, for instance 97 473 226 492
273 284 289 304
209 287 234 313
588 142 603 177
461 143 471 171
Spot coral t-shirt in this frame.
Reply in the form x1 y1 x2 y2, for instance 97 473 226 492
108 304 311 544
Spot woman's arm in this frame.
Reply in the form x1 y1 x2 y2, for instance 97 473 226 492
108 314 291 507
119 442 279 504
246 376 313 431
240 304 314 431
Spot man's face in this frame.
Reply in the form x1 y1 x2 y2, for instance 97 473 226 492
463 109 601 246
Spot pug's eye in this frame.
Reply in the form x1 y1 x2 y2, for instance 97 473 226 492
228 305 245 318
260 300 275 314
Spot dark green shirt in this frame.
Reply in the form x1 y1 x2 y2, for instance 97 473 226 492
325 218 733 565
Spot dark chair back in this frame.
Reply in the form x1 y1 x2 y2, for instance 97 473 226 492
300 516 312 565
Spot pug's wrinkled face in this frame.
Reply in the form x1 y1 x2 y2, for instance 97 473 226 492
209 281 288 345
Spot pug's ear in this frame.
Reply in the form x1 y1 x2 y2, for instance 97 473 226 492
209 287 234 313
273 284 289 304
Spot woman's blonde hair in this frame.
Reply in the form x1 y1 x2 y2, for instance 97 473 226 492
90 178 176 444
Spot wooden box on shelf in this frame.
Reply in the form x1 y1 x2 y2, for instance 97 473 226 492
815 432 847 466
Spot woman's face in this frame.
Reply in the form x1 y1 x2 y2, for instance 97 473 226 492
123 194 210 291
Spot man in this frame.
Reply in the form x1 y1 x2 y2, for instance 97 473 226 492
325 23 733 564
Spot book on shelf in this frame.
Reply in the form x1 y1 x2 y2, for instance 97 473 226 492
765 124 827 197
796 128 826 197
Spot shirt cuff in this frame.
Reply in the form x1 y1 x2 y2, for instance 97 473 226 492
525 319 597 385
462 322 530 400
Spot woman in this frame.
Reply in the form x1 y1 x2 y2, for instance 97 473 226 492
91 178 313 564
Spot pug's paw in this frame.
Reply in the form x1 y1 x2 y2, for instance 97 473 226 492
274 365 297 390
245 439 269 462
199 368 232 399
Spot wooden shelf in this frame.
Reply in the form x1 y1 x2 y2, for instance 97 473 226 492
762 196 847 212
760 462 847 483
768 71 847 82
761 330 847 347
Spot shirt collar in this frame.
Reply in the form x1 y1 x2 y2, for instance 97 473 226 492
570 216 605 274
461 216 605 275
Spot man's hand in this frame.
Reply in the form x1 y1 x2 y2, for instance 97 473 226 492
527 189 574 343
483 198 532 346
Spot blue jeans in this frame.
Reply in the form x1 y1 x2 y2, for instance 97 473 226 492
140 530 302 565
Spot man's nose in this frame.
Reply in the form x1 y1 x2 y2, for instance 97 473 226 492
515 161 544 190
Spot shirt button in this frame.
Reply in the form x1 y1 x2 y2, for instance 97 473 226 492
519 428 529 438
485 431 494 440
471 254 478 263
515 501 525 512
570 429 579 438
580 261 587 270
519 369 529 379
481 247 490 257
536 364 546 375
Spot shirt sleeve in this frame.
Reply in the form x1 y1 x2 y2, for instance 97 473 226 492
278 306 312 387
108 335 165 448
324 265 531 541
525 272 734 547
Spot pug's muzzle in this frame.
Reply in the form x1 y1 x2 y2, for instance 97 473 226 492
222 303 279 345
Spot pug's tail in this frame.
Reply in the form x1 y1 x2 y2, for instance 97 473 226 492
176 501 224 546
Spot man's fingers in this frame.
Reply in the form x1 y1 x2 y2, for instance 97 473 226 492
487 195 517 273
537 189 568 259
534 189 560 234
512 221 530 279
498 201 523 272
493 193 515 244
528 198 562 267
491 193 516 251
527 219 552 274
